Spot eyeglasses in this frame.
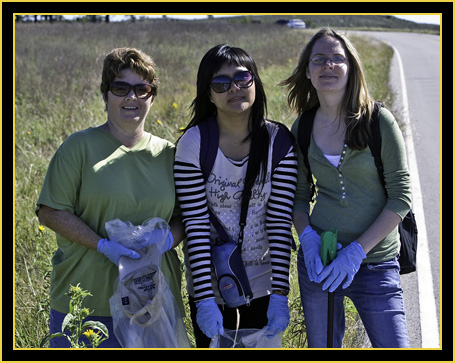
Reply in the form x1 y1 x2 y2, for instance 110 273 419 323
210 71 254 93
310 55 346 66
109 81 154 99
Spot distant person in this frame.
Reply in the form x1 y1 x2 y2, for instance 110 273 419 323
36 47 185 348
281 27 412 347
174 44 298 347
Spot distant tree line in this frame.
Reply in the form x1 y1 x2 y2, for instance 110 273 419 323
15 15 113 23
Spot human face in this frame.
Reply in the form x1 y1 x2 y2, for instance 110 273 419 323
306 36 349 96
105 68 153 129
210 64 256 119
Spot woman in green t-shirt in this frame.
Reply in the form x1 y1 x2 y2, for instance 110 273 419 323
36 48 185 348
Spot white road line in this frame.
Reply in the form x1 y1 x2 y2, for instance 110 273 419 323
392 44 440 348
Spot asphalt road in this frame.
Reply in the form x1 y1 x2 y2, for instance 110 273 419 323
351 31 441 348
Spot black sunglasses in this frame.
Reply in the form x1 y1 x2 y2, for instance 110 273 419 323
210 71 254 93
109 81 154 99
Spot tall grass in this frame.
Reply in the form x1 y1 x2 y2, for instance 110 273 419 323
14 18 393 348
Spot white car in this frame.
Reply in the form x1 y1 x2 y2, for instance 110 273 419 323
287 19 306 29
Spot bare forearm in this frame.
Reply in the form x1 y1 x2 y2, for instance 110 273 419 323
293 206 310 237
37 205 101 250
356 209 401 254
169 214 185 248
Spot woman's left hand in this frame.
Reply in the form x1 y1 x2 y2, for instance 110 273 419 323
266 294 290 337
316 241 366 292
97 239 140 266
139 230 174 254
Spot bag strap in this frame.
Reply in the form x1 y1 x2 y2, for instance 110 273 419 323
198 116 231 242
198 116 218 182
238 169 253 248
270 121 295 171
297 107 318 202
367 102 387 194
198 117 253 248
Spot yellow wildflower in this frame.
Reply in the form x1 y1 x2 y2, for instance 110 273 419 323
171 102 178 109
157 120 162 125
82 329 94 338
38 225 45 232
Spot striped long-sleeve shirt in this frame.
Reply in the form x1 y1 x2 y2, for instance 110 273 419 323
174 121 298 303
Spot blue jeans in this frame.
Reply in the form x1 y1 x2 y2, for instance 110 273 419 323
297 246 410 348
49 308 121 348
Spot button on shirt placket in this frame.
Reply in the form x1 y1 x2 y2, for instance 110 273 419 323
338 144 348 206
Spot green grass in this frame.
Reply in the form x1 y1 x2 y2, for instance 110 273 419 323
14 19 393 348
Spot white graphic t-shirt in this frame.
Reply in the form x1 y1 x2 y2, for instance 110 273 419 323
207 147 273 299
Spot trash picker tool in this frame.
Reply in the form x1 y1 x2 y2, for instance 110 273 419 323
320 228 338 348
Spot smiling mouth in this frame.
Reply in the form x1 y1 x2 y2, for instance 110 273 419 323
229 97 244 102
122 106 138 110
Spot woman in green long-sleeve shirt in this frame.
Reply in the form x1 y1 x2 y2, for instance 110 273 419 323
281 27 411 348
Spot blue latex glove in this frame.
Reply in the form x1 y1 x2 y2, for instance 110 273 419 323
163 231 174 252
97 238 140 266
299 225 324 282
138 230 174 255
196 298 224 338
266 294 290 338
317 241 366 292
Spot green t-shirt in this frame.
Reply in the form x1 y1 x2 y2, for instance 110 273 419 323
37 127 183 316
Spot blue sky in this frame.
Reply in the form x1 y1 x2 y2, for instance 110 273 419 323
392 15 440 25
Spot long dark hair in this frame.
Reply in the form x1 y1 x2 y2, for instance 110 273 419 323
183 44 270 188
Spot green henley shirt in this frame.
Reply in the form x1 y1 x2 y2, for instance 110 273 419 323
291 107 412 263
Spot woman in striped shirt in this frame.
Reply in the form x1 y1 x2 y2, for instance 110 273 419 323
174 44 298 347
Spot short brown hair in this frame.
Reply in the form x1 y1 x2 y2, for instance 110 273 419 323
100 47 159 102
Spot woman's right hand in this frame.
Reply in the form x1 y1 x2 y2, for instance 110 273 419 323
299 225 324 282
195 298 224 338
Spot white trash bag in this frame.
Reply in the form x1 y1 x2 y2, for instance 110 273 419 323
210 328 282 348
107 218 190 348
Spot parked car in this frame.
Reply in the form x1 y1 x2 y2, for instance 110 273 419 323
287 19 306 29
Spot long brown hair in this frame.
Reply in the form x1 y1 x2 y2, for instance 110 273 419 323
280 27 375 150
